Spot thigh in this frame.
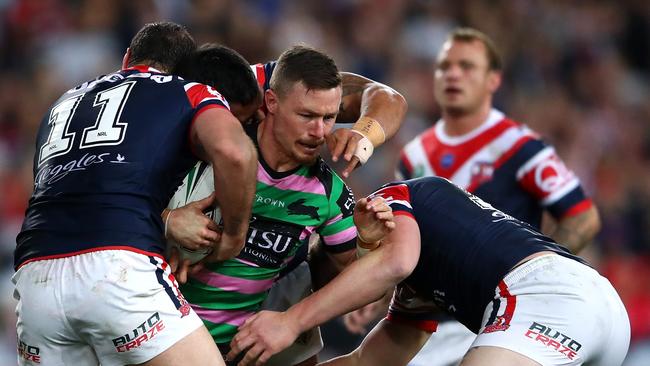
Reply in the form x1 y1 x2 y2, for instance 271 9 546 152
138 326 225 366
460 346 540 366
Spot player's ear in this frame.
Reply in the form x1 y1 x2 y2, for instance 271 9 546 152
265 89 278 114
487 70 501 93
122 48 131 69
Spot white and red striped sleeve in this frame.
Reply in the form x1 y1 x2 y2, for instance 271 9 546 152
369 183 414 219
516 145 592 218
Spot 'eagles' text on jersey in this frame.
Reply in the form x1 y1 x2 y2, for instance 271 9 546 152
15 66 229 269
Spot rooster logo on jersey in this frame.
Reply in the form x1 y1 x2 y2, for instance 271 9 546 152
469 161 495 187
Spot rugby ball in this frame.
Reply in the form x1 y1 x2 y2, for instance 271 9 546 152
167 161 222 264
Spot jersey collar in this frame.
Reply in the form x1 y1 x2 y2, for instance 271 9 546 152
435 108 505 146
122 65 164 73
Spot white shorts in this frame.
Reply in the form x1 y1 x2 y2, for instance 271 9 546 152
472 254 630 366
261 262 323 366
407 320 474 366
13 249 204 366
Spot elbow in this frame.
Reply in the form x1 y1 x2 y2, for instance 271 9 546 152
392 89 408 118
388 257 415 284
380 248 416 285
366 83 408 116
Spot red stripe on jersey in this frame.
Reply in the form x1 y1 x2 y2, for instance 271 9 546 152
517 151 575 202
394 211 415 220
185 83 229 109
426 118 519 178
370 184 411 208
254 63 266 89
399 150 414 177
466 135 533 193
253 64 270 114
16 246 166 270
562 199 592 217
386 313 439 333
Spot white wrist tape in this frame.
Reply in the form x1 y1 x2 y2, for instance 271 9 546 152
356 233 381 258
164 210 174 239
356 245 372 258
350 130 375 165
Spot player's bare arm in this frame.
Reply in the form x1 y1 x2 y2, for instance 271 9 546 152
227 212 414 366
319 319 430 366
311 196 396 289
327 72 407 177
550 204 601 254
191 107 257 261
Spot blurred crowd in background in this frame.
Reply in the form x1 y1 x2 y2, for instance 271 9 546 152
0 0 649 364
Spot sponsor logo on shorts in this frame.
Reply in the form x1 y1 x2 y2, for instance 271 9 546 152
18 340 41 363
483 314 511 333
112 312 165 352
524 322 582 360
179 300 191 318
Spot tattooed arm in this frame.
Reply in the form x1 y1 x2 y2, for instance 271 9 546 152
549 205 601 254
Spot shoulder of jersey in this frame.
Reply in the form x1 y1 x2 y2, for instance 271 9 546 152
182 81 230 110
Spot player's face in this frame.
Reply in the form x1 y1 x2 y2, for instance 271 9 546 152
229 92 264 124
434 39 500 116
267 81 341 165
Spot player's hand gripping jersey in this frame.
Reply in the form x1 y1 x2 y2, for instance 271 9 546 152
179 122 357 345
15 66 229 269
397 109 592 228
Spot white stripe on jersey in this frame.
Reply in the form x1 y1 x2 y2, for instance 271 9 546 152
388 199 413 209
516 146 555 180
183 82 199 91
449 124 534 188
541 177 580 206
402 137 436 177
434 109 505 146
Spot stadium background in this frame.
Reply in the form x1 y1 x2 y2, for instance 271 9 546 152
0 0 648 364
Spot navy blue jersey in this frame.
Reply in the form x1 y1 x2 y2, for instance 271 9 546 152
15 66 229 269
397 109 593 229
370 177 588 333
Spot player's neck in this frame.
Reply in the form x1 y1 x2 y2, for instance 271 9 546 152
442 103 492 136
257 118 301 173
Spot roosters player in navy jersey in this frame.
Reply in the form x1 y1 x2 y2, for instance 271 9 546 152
346 28 602 366
13 23 257 366
229 177 630 366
